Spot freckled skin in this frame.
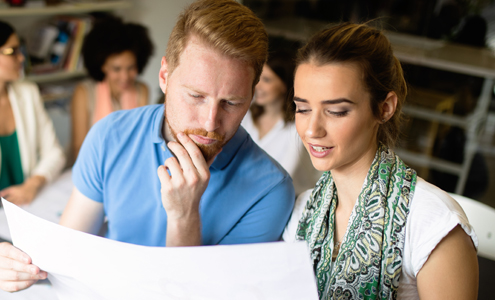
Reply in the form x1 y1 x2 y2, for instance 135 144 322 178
160 36 254 158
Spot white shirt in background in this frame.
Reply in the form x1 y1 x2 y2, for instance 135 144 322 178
241 111 321 196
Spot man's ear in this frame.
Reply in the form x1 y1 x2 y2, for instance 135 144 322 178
381 91 398 122
159 56 169 94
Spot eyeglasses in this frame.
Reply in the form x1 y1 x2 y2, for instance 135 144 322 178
0 46 22 56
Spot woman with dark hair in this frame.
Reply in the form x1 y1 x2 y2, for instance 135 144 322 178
0 21 65 205
284 23 478 299
242 50 320 195
70 16 154 161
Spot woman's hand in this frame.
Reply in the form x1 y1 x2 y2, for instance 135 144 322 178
157 132 221 246
0 176 45 206
0 242 47 292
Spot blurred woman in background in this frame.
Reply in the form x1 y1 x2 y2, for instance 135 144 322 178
0 21 65 205
242 50 320 195
70 16 153 162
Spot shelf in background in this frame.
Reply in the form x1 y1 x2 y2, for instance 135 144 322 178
26 70 86 83
0 1 131 17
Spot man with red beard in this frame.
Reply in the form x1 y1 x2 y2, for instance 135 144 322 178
0 0 295 292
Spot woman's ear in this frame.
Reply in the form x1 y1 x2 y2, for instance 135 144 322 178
158 56 169 94
381 91 398 123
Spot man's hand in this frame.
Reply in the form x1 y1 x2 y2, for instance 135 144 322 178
0 242 47 292
0 176 45 206
157 132 221 246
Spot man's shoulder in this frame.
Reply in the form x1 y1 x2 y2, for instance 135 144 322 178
103 104 161 123
87 104 163 150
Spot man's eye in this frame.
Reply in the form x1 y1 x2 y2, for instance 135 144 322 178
190 94 201 98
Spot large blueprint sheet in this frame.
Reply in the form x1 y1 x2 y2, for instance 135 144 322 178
2 199 318 300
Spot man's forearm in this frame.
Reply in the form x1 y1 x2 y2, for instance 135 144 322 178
166 214 202 246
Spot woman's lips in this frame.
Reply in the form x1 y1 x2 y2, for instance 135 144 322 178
308 143 333 158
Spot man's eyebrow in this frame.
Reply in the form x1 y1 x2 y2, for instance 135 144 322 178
183 85 248 101
183 85 206 95
293 96 355 104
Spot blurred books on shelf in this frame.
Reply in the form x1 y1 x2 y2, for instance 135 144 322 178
25 15 92 77
39 80 76 103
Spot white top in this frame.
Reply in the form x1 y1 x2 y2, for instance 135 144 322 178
241 111 321 195
283 177 478 299
0 81 66 183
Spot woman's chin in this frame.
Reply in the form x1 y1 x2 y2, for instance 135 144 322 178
254 97 277 107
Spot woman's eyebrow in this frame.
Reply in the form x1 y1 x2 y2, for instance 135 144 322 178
293 96 355 104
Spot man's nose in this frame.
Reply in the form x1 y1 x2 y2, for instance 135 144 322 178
203 102 220 132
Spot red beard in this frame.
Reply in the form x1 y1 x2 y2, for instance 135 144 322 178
167 121 225 162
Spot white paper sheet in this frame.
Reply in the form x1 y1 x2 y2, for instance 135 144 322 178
2 198 318 300
0 170 73 241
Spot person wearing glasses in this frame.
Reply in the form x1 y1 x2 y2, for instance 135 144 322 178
0 21 65 205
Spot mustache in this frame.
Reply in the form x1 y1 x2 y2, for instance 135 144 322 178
182 128 224 142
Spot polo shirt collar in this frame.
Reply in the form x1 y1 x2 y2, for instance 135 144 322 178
210 126 247 170
151 105 247 171
151 105 166 144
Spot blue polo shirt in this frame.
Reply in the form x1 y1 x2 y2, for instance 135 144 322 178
73 104 295 246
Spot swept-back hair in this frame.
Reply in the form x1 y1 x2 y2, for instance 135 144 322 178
166 0 268 89
296 22 407 147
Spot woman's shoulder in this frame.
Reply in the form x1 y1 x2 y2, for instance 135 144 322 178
135 81 149 106
8 80 42 107
74 79 95 91
9 80 39 94
403 177 477 275
409 178 470 225
135 80 148 89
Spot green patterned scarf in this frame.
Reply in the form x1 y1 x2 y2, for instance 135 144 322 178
296 145 417 300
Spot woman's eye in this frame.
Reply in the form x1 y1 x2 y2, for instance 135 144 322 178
190 94 201 98
329 111 349 117
295 109 309 114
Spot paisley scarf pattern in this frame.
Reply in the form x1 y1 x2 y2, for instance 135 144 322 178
296 145 417 299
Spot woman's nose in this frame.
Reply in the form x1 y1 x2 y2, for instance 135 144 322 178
305 112 326 138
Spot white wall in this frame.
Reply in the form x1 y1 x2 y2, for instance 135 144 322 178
117 0 195 104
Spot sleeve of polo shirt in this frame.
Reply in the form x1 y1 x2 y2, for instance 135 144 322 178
218 176 295 245
72 118 108 203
